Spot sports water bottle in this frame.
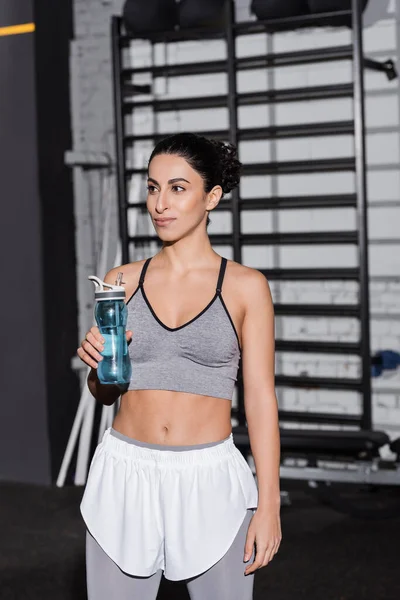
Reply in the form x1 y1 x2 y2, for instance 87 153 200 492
88 275 132 385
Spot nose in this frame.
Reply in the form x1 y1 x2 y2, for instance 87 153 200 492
155 189 170 214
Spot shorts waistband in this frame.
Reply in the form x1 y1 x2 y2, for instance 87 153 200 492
110 428 230 451
101 428 236 465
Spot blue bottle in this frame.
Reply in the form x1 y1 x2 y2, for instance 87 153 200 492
88 275 132 385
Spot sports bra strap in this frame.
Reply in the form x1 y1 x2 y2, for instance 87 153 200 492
139 257 152 286
216 257 227 294
140 256 227 291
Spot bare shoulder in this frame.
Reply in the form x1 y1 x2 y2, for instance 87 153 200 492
104 259 148 298
226 260 272 309
227 259 270 292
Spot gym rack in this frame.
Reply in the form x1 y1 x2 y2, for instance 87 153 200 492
111 0 400 492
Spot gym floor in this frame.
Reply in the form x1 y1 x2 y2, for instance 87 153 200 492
0 481 399 600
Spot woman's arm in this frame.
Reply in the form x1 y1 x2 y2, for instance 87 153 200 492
240 269 281 573
242 270 280 507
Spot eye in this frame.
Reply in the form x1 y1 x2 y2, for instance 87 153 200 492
172 185 185 193
147 185 158 194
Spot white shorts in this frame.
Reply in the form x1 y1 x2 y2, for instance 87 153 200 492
80 428 258 581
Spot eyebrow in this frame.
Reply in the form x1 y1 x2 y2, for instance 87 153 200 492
147 177 191 186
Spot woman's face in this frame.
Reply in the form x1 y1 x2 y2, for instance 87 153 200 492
146 153 221 241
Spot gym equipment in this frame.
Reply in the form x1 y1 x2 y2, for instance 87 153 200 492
122 0 178 36
235 426 400 519
179 0 226 29
391 437 400 459
371 350 400 378
251 0 309 21
98 1 400 517
114 0 398 437
112 0 396 429
280 428 400 519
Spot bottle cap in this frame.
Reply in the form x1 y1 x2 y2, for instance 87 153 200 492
88 276 126 301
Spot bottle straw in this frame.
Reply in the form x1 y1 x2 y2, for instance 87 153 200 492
115 300 123 381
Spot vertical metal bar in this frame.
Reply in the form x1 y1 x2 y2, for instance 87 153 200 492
352 0 372 430
225 0 241 264
111 16 129 264
225 1 245 427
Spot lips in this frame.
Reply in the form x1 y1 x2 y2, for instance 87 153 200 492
154 218 176 226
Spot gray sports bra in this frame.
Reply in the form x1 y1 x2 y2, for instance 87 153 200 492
126 256 241 400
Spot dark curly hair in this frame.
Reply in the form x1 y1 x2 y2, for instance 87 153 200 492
148 132 242 226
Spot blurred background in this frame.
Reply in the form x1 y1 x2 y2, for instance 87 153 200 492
1 0 400 598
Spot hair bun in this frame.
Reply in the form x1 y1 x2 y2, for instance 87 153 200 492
210 139 242 194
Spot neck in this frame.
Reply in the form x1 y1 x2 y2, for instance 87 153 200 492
157 229 219 272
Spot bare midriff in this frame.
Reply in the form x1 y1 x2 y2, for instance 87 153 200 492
112 389 232 445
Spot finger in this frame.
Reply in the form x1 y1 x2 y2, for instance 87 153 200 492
245 545 267 575
77 346 98 370
86 331 104 353
84 338 104 362
82 339 103 363
90 326 105 349
126 330 133 340
245 558 262 575
263 538 281 567
243 532 255 562
90 326 100 337
262 545 275 567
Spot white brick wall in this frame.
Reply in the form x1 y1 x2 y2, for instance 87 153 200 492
71 0 400 439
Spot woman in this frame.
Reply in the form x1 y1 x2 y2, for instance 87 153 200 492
78 132 281 600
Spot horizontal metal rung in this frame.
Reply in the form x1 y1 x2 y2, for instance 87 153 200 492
235 9 352 35
126 196 356 212
260 268 359 281
123 83 152 96
124 96 227 113
239 83 353 105
129 231 358 246
276 340 361 354
129 234 233 245
274 303 359 317
124 96 228 113
124 122 354 147
124 129 229 144
240 121 354 140
127 202 148 210
123 60 227 78
127 168 147 175
120 26 224 45
242 158 355 175
123 83 353 113
123 45 352 77
127 199 231 211
276 375 362 391
278 411 361 426
127 159 356 177
240 194 357 210
237 45 353 70
129 235 160 245
241 231 358 245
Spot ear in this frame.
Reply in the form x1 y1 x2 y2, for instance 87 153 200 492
205 185 223 212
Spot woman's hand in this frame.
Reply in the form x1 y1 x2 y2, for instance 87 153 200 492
243 506 282 575
77 326 133 369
